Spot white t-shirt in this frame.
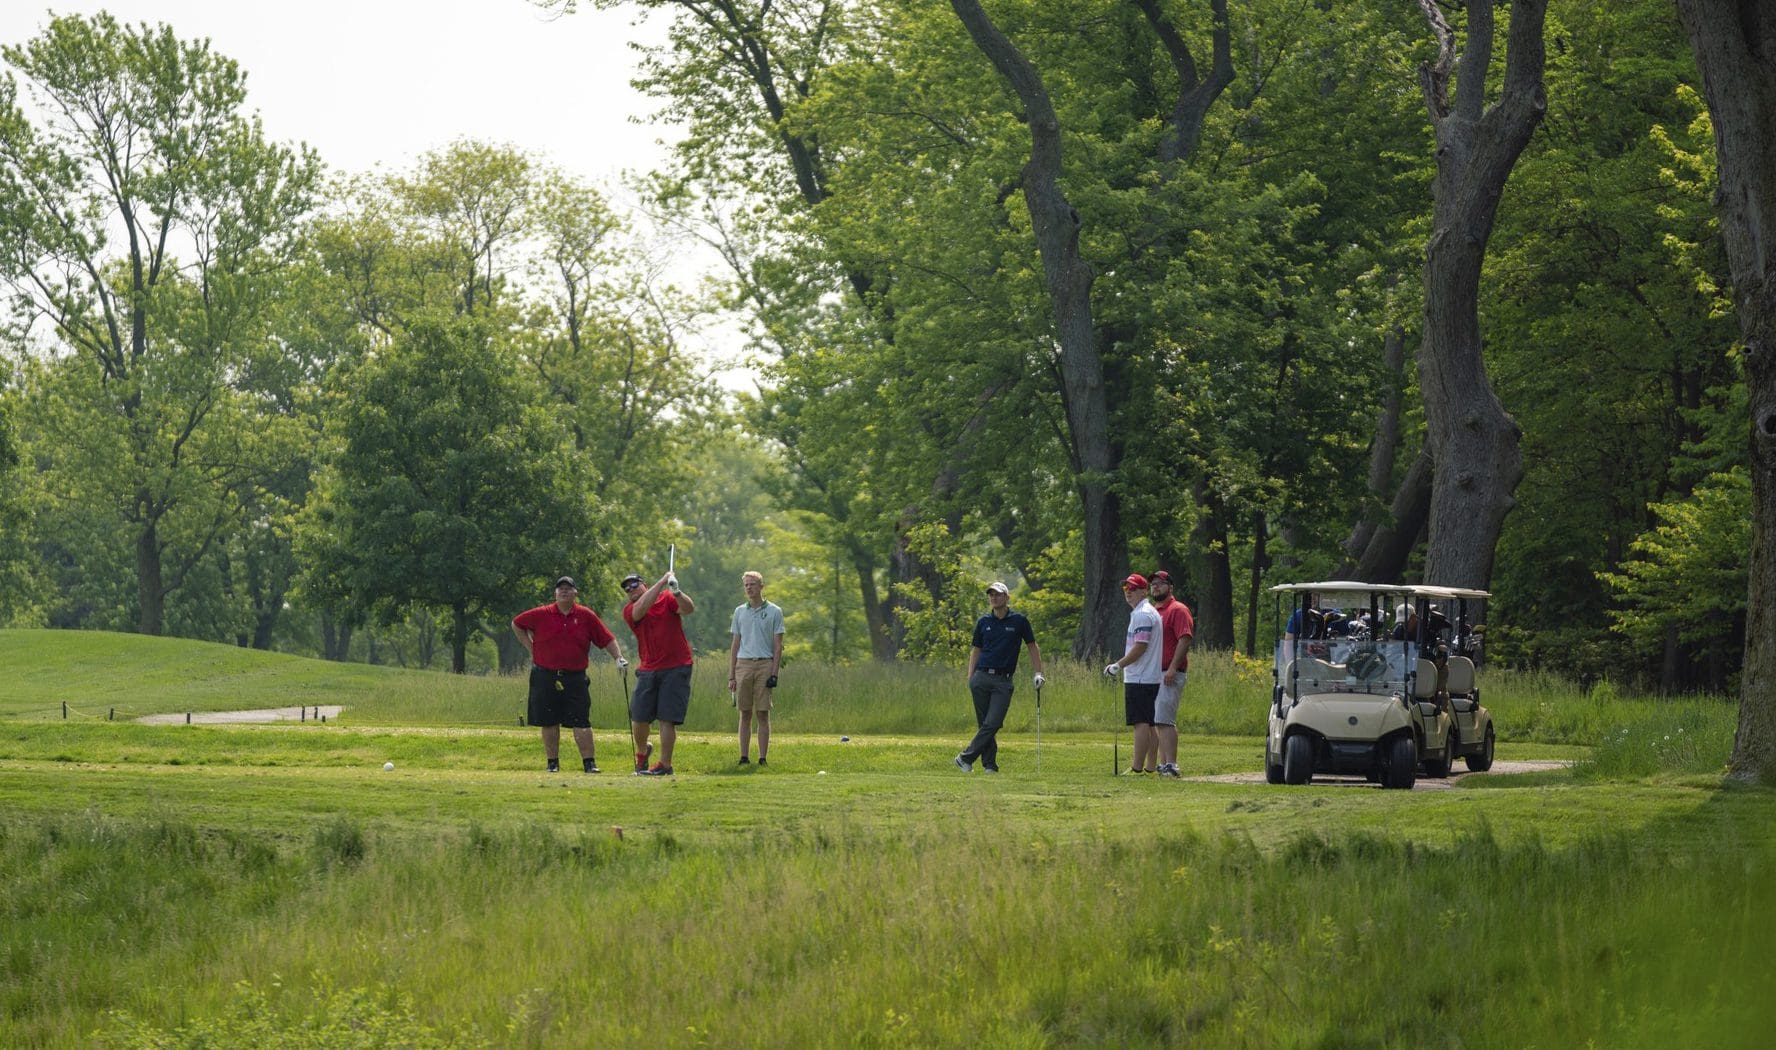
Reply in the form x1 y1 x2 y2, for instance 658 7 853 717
1122 599 1163 684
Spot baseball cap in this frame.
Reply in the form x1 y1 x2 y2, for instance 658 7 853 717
1149 570 1172 584
555 576 576 589
1122 573 1148 591
985 581 1009 595
620 573 645 590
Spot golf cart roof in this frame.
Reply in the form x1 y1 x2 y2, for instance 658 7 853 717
1268 581 1491 600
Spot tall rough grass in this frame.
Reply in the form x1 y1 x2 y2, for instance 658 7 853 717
4 811 1768 1048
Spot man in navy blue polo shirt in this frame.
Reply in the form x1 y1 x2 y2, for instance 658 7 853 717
955 581 1044 773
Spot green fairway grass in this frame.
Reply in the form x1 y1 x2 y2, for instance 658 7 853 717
1 630 1767 1047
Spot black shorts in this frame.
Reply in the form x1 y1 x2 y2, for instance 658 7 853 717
630 664 693 726
528 666 592 728
1124 682 1160 726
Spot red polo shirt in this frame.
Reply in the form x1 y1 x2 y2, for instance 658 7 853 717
1153 596 1195 671
624 590 693 671
513 603 615 672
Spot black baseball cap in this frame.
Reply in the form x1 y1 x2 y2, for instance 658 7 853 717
620 573 645 590
555 576 577 589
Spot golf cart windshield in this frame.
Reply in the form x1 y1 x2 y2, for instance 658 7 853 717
1274 636 1417 697
1270 583 1413 697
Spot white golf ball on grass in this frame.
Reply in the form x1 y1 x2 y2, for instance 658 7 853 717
383 761 395 771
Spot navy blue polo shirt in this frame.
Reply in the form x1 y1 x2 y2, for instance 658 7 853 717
972 609 1035 672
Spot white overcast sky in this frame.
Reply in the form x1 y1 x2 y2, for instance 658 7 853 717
0 2 764 384
0 1 673 180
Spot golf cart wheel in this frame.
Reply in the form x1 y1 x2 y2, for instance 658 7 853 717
1383 735 1417 790
1464 725 1495 773
1282 734 1313 785
1264 748 1285 784
1423 734 1452 779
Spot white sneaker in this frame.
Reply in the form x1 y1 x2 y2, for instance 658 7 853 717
954 754 972 772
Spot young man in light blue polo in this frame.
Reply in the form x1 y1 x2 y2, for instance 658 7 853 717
956 581 1044 773
727 570 785 766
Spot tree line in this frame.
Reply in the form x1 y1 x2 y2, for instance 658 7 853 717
0 3 1770 778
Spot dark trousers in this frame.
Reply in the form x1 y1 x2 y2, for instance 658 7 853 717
961 670 1014 769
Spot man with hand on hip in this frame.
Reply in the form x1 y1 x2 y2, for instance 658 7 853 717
512 576 626 773
955 581 1044 773
622 570 696 776
728 570 784 766
1149 570 1195 778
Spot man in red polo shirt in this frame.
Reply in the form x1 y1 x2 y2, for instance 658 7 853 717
512 576 627 773
1150 569 1195 778
621 570 696 776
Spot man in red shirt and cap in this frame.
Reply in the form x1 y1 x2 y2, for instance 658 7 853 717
512 576 627 773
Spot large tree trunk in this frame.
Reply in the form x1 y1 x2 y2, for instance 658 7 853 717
321 612 354 662
1675 0 1776 784
135 516 164 636
852 549 896 662
450 603 470 674
1188 481 1237 649
1413 0 1546 593
1245 511 1269 656
951 0 1127 660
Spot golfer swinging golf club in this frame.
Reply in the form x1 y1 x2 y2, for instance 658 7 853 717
512 576 627 773
622 566 696 776
955 581 1044 773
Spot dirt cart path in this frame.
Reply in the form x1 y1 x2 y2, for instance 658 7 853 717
1188 759 1568 791
136 706 343 725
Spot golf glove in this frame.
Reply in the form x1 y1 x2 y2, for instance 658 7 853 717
1032 673 1045 688
616 658 629 670
666 573 679 593
1103 662 1121 678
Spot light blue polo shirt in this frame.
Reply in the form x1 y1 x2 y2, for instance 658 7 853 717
730 600 785 658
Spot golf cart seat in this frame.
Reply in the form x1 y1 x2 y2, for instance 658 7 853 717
1446 656 1478 712
1413 659 1440 699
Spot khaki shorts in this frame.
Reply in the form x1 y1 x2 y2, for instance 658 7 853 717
734 658 773 712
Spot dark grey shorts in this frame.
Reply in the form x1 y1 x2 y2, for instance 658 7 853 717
630 664 693 725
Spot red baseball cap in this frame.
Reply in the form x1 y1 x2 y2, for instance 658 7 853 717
1122 573 1148 591
1149 570 1171 584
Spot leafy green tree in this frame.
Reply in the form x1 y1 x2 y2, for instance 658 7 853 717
0 13 319 636
1676 0 1776 782
298 318 585 673
1409 0 1548 593
0 373 41 624
308 144 713 666
1600 470 1747 690
1485 9 1736 684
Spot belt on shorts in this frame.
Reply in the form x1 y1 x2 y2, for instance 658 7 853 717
978 667 1013 677
534 666 585 675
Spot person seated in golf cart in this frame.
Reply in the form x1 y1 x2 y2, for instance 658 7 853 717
1284 593 1328 642
1420 642 1453 712
1391 603 1451 644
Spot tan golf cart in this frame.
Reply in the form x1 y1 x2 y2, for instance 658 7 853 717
1263 582 1494 789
